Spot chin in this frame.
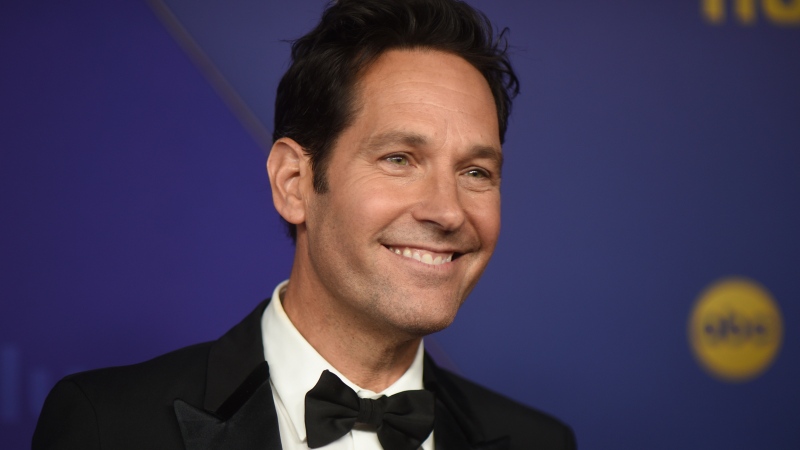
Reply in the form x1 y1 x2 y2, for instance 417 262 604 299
381 298 463 338
401 316 456 337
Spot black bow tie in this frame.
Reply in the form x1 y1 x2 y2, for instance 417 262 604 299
305 370 435 450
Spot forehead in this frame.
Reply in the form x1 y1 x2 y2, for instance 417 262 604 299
346 49 501 150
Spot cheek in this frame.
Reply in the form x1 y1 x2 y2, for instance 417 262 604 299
342 178 409 225
470 194 501 248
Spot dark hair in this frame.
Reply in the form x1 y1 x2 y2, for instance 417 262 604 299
273 0 519 241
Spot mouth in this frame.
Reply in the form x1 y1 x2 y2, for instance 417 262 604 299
384 245 460 266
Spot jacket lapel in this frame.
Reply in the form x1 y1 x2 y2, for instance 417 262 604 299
424 355 510 450
174 300 282 450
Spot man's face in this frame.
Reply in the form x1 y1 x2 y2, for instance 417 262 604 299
300 49 502 337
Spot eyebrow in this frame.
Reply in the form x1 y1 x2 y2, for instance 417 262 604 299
364 131 504 172
469 145 504 174
364 131 429 152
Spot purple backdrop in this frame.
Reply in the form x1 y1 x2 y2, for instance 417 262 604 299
2 1 799 448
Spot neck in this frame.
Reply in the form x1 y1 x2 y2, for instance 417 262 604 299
281 262 422 392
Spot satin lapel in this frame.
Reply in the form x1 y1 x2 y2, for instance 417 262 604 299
424 355 510 450
175 362 281 450
204 300 272 412
174 300 282 450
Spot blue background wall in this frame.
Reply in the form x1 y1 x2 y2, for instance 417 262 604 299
2 1 798 448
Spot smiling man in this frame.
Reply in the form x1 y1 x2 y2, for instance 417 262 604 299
272 49 502 363
34 1 575 449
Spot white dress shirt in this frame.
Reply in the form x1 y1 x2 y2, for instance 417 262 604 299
262 280 435 450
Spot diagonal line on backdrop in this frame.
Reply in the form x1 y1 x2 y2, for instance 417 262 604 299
146 0 274 155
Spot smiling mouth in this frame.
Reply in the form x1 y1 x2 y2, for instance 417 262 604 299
385 246 457 266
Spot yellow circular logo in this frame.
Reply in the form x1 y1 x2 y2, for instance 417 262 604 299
688 277 783 382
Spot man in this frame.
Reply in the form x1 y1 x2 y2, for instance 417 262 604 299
33 0 576 449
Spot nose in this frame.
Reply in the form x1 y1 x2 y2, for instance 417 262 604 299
411 172 466 232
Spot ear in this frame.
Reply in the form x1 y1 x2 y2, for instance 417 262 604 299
267 138 311 226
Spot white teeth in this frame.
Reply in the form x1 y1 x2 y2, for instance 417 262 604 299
388 246 454 266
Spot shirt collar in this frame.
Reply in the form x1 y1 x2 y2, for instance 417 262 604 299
262 280 426 443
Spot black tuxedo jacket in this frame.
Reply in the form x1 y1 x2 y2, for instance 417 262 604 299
33 299 576 450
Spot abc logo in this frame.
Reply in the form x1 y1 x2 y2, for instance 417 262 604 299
688 277 783 382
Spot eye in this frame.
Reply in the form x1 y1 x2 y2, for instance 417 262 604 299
386 154 409 166
465 168 489 178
